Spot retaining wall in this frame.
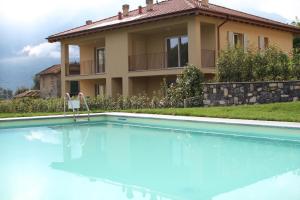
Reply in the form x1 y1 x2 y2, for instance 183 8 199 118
202 81 300 106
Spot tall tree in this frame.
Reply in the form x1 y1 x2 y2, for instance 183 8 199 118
292 17 300 48
32 75 40 90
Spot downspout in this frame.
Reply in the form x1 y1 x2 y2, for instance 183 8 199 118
217 15 229 56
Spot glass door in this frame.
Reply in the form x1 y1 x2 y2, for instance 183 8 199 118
96 48 105 73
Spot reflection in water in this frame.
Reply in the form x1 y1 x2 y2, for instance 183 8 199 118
51 122 300 200
25 129 61 145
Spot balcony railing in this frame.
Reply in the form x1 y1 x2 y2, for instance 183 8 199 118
65 60 105 76
129 50 216 72
201 49 216 68
129 52 167 71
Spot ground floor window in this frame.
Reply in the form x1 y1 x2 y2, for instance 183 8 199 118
166 35 188 68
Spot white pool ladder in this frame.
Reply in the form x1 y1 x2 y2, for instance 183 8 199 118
64 92 90 122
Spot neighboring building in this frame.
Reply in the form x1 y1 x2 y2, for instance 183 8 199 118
38 64 81 98
14 90 40 99
47 0 300 98
38 64 62 98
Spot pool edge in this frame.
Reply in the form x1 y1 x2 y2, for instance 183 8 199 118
1 112 300 129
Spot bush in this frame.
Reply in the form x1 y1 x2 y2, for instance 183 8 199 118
217 46 292 82
217 48 253 82
291 48 300 79
162 65 205 107
264 47 290 81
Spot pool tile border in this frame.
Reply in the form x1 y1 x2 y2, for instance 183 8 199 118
0 112 300 129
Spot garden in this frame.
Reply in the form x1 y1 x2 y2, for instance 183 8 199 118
1 46 300 121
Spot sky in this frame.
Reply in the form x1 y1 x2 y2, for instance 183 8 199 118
0 0 299 91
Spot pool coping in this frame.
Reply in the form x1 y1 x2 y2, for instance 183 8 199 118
0 112 300 129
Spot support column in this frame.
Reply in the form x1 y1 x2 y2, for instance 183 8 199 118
122 76 131 97
188 17 201 69
61 43 69 96
106 77 112 97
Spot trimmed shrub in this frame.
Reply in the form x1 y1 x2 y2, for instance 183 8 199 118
217 46 292 82
217 48 253 82
162 65 205 107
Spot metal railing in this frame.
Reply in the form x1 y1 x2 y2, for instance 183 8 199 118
129 52 167 71
65 60 105 76
129 50 216 71
63 92 90 122
201 49 216 68
64 93 76 121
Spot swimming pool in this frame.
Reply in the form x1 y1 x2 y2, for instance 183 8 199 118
1 114 300 200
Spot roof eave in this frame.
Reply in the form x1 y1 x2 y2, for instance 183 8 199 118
47 7 300 43
47 8 199 43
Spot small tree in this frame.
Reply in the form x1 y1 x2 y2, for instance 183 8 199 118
163 65 205 107
32 75 40 90
177 65 204 99
291 48 300 79
292 17 300 48
264 47 290 81
217 47 252 82
252 52 268 81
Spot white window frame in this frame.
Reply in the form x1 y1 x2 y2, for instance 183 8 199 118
165 35 188 68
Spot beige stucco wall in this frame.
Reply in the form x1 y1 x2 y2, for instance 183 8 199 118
219 21 294 53
60 15 295 97
80 79 106 97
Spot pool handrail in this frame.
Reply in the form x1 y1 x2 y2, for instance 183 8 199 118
78 92 90 121
64 93 76 121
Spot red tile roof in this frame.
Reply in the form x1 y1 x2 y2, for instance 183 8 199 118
14 90 40 98
47 0 300 42
38 64 61 75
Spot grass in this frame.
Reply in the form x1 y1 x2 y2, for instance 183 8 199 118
0 102 300 122
124 101 300 122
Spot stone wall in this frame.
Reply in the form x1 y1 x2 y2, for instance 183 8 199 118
202 81 300 106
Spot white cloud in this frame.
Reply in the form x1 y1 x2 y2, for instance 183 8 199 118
21 42 60 59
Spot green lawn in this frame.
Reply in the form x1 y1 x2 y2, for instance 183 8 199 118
0 102 300 122
125 102 300 122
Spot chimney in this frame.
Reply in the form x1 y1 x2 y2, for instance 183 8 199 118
138 6 143 14
202 0 209 7
86 20 92 25
118 12 122 20
122 4 129 17
146 0 154 11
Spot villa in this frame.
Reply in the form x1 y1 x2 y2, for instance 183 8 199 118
47 0 300 98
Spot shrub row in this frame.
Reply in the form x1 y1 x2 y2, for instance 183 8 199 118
0 66 205 113
0 95 184 113
217 47 300 82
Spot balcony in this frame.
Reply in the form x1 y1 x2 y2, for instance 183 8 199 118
65 60 105 76
129 50 216 72
129 52 168 71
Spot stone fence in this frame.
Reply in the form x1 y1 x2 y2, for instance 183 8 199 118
202 81 300 106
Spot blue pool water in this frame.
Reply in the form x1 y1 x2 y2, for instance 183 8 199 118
0 116 300 200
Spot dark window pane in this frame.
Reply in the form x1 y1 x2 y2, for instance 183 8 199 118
180 36 188 67
167 38 179 68
70 81 79 97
